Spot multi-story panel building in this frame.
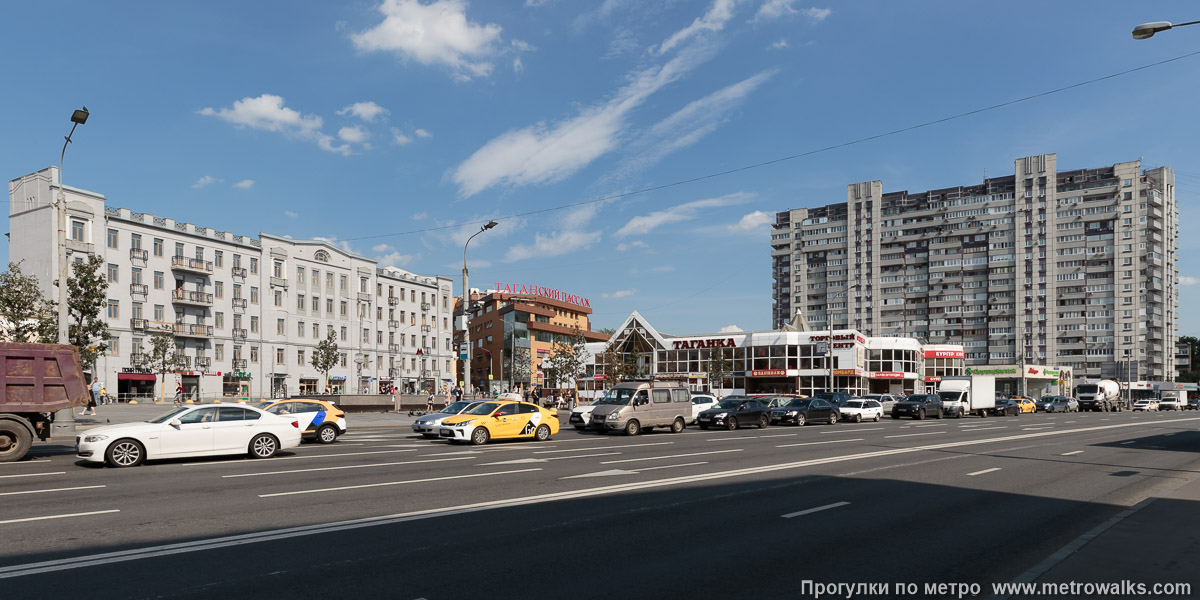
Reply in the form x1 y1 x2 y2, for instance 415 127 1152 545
771 154 1178 382
8 167 453 400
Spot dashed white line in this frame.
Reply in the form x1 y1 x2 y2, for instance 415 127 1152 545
1119 441 1136 445
1060 451 1084 456
782 501 850 519
967 426 1008 432
257 468 542 498
533 442 670 454
821 428 882 434
885 432 946 439
223 457 470 478
0 485 105 497
0 509 119 525
0 472 65 480
967 468 1001 476
777 438 864 448
634 461 708 472
601 449 742 465
181 448 419 466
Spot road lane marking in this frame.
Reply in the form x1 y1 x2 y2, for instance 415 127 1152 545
601 449 741 464
634 461 707 472
782 501 850 519
1060 451 1084 456
967 427 1008 432
0 485 105 497
533 442 670 454
560 462 710 479
222 457 470 478
257 468 542 497
757 433 799 438
1022 427 1051 431
914 424 947 428
0 459 52 466
0 509 119 525
705 437 748 442
1120 441 1135 445
0 472 65 479
885 432 946 439
180 448 419 466
8 417 1198 578
477 453 621 466
776 439 863 448
821 428 882 434
967 468 1001 476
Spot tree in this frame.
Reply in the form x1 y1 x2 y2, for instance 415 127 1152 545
66 254 110 371
706 347 732 399
311 330 340 393
0 262 57 342
597 327 616 335
548 328 589 400
598 345 625 385
145 331 187 402
625 349 645 380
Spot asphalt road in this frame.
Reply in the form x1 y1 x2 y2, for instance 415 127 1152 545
2 409 1198 599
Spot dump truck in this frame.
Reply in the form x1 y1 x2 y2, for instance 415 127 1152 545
1075 380 1124 412
0 343 90 462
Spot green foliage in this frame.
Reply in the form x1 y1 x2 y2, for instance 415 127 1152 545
597 327 616 335
547 328 589 393
0 262 57 342
311 330 340 392
146 331 187 399
706 347 732 399
66 255 110 369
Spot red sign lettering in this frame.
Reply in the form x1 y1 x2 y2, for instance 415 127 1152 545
751 369 785 377
923 350 964 359
671 338 736 350
495 282 591 308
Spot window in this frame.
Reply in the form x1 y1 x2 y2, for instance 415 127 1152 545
250 316 259 333
153 238 163 257
297 266 306 285
215 312 224 329
249 257 258 274
154 305 164 321
312 323 319 338
360 277 368 293
131 302 143 319
340 301 348 317
174 242 184 257
195 246 204 261
250 346 258 363
340 326 347 341
314 249 330 263
233 283 242 299
233 254 241 269
106 228 118 249
273 260 282 278
297 294 305 311
297 350 305 366
214 250 223 268
214 281 223 298
70 220 85 242
106 263 118 283
340 275 347 292
326 272 334 291
298 321 305 337
274 290 282 307
107 300 119 319
276 348 284 364
312 296 319 312
250 287 259 304
132 235 144 251
326 298 334 314
277 319 285 335
215 344 224 361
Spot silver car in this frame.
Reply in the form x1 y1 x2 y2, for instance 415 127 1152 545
412 401 481 438
860 394 900 414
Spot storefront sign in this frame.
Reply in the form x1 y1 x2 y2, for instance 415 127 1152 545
872 372 905 379
672 338 736 349
965 368 1017 375
924 376 942 382
833 369 859 376
751 369 785 377
811 334 867 344
227 372 252 378
923 350 964 359
495 282 591 308
593 374 606 380
1043 369 1061 377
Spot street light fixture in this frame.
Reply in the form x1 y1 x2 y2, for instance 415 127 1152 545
1132 19 1200 39
461 220 498 397
57 106 89 344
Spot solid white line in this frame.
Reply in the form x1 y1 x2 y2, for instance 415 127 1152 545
5 417 1197 578
1022 427 1051 431
705 437 746 442
600 449 741 465
914 423 947 428
547 452 621 461
221 457 470 478
0 472 65 479
781 501 850 519
258 468 542 498
0 459 51 466
821 428 882 434
967 468 1001 476
0 485 105 497
776 438 863 448
967 426 1008 432
0 509 119 526
180 448 418 466
635 462 708 472
757 433 799 438
885 432 946 439
1060 451 1084 456
533 442 670 454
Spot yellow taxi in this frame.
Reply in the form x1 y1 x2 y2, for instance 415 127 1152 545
256 399 347 443
1010 397 1036 414
438 396 559 445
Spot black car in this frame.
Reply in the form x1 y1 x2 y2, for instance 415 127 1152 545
990 399 1021 417
811 391 853 406
769 397 838 426
891 394 944 420
697 397 770 430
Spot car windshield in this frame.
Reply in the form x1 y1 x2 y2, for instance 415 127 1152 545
1076 384 1098 394
843 401 863 409
936 392 960 403
812 393 838 402
444 401 474 413
716 399 744 409
597 388 637 405
466 402 501 415
148 407 193 423
783 398 812 408
907 395 934 403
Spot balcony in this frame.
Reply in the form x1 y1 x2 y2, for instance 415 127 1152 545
194 357 212 370
231 297 248 311
421 325 432 333
232 328 248 340
173 323 214 338
129 318 148 331
388 344 401 353
389 367 400 378
129 283 148 297
421 302 431 311
130 353 148 367
388 320 399 329
388 297 399 306
357 292 372 303
171 256 213 275
270 277 288 288
172 288 213 307
231 267 247 279
129 248 148 262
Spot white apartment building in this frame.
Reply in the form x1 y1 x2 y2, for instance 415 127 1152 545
770 154 1179 382
8 167 454 401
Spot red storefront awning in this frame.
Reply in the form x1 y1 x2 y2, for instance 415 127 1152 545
118 373 157 382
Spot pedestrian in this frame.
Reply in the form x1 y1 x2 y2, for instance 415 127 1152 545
392 387 401 413
442 386 451 410
83 379 100 416
175 382 185 405
426 390 435 413
99 384 109 406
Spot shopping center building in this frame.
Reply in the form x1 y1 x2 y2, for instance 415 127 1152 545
577 312 1073 399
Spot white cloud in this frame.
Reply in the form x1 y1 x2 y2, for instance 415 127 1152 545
412 211 429 220
511 39 534 52
372 243 393 253
630 265 674 274
233 179 255 189
512 57 524 73
351 0 503 81
718 325 743 333
284 210 298 218
615 241 649 252
337 101 390 122
391 127 413 146
603 289 636 299
505 229 602 262
192 176 221 189
199 94 359 156
524 0 552 6
752 1 830 23
338 125 370 144
728 210 772 232
768 38 788 49
657 0 737 55
1180 276 1199 286
377 251 417 268
614 192 753 238
415 128 432 138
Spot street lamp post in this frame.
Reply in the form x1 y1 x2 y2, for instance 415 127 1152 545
461 220 498 398
1132 19 1200 39
57 107 88 345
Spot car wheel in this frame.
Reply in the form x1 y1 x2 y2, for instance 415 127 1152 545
854 414 862 423
828 413 838 425
724 417 737 431
796 414 807 426
873 413 881 422
534 424 552 441
316 424 338 444
105 438 145 468
758 414 769 429
916 409 926 420
0 422 33 463
671 418 686 434
248 434 279 459
624 420 641 436
471 427 491 445
934 409 943 419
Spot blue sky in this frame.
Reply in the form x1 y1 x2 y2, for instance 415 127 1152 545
3 1 1199 335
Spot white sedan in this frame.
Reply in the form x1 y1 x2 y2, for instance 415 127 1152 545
836 399 884 423
412 401 481 438
568 401 600 430
690 394 719 424
75 405 302 467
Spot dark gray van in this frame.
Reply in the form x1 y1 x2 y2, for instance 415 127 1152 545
587 381 692 435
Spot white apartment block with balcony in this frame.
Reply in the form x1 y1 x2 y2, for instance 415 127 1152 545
770 154 1178 383
8 166 454 401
